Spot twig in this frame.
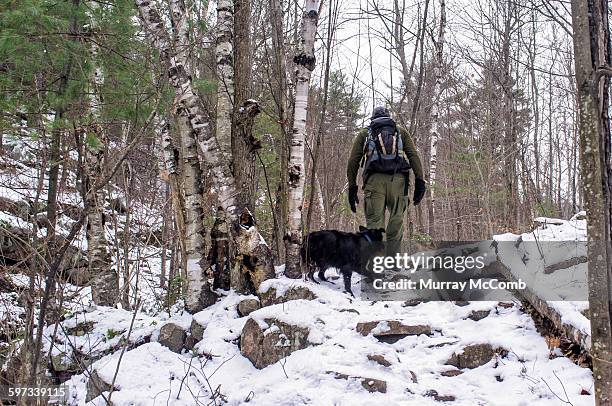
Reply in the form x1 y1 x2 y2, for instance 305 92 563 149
107 297 142 403
177 356 194 400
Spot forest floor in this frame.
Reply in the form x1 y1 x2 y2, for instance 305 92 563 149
0 151 596 405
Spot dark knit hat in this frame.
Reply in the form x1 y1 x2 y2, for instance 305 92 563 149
371 106 390 119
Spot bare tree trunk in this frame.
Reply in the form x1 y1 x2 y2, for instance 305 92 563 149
306 0 334 234
86 4 119 307
85 143 119 306
216 0 234 160
233 0 258 211
427 0 445 236
571 0 612 403
270 0 290 263
176 113 210 311
136 0 274 293
169 0 212 311
284 0 320 278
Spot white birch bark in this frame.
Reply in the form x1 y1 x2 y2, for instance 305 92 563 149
428 0 445 236
216 0 234 159
86 6 119 306
284 0 320 278
168 0 210 312
135 0 274 294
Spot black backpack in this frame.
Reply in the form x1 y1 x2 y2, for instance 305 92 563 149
362 117 411 178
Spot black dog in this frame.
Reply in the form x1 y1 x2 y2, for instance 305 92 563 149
300 226 385 296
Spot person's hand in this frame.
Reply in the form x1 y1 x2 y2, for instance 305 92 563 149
413 178 426 205
348 185 359 213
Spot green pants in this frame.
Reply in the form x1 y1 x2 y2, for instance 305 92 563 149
363 173 409 241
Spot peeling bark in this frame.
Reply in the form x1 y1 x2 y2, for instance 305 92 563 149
285 0 320 278
135 0 274 295
216 0 234 159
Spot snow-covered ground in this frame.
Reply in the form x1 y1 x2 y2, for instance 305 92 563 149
0 148 595 405
55 275 595 406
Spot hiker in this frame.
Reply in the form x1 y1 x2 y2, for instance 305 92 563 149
346 106 426 242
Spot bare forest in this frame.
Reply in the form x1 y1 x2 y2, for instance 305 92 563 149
0 0 611 404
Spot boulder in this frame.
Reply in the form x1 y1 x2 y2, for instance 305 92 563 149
328 371 387 393
190 318 205 342
85 369 114 402
425 389 455 402
356 320 431 343
259 285 316 307
184 319 206 350
446 343 498 369
468 310 490 321
237 298 261 317
158 323 187 353
367 354 392 367
240 317 310 369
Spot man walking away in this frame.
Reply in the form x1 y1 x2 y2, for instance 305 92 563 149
346 106 426 242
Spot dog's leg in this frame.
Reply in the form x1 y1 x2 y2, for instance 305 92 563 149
342 270 354 297
317 268 329 282
307 266 319 284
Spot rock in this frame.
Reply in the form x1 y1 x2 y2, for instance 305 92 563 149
158 323 187 353
237 298 261 317
50 352 78 373
259 285 316 307
184 318 206 350
328 371 387 393
425 389 455 402
440 369 463 377
367 354 392 367
356 320 431 343
446 343 498 369
427 340 458 349
66 321 95 336
240 317 311 369
497 301 514 309
468 310 490 321
85 369 114 402
402 299 423 307
190 318 205 342
454 301 470 307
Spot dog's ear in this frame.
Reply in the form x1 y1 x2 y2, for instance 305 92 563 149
378 228 385 234
359 225 367 232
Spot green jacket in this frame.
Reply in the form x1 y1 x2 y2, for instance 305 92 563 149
347 125 424 187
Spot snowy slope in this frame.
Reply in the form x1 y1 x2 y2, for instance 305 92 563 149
62 277 594 406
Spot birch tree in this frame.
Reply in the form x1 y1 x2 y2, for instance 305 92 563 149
135 0 274 296
427 0 446 236
571 0 612 402
85 5 119 306
216 0 234 160
168 0 211 311
285 0 321 278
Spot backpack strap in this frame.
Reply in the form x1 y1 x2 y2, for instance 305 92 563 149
360 128 372 168
395 127 400 157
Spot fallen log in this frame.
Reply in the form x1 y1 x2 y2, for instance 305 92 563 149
491 260 591 353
